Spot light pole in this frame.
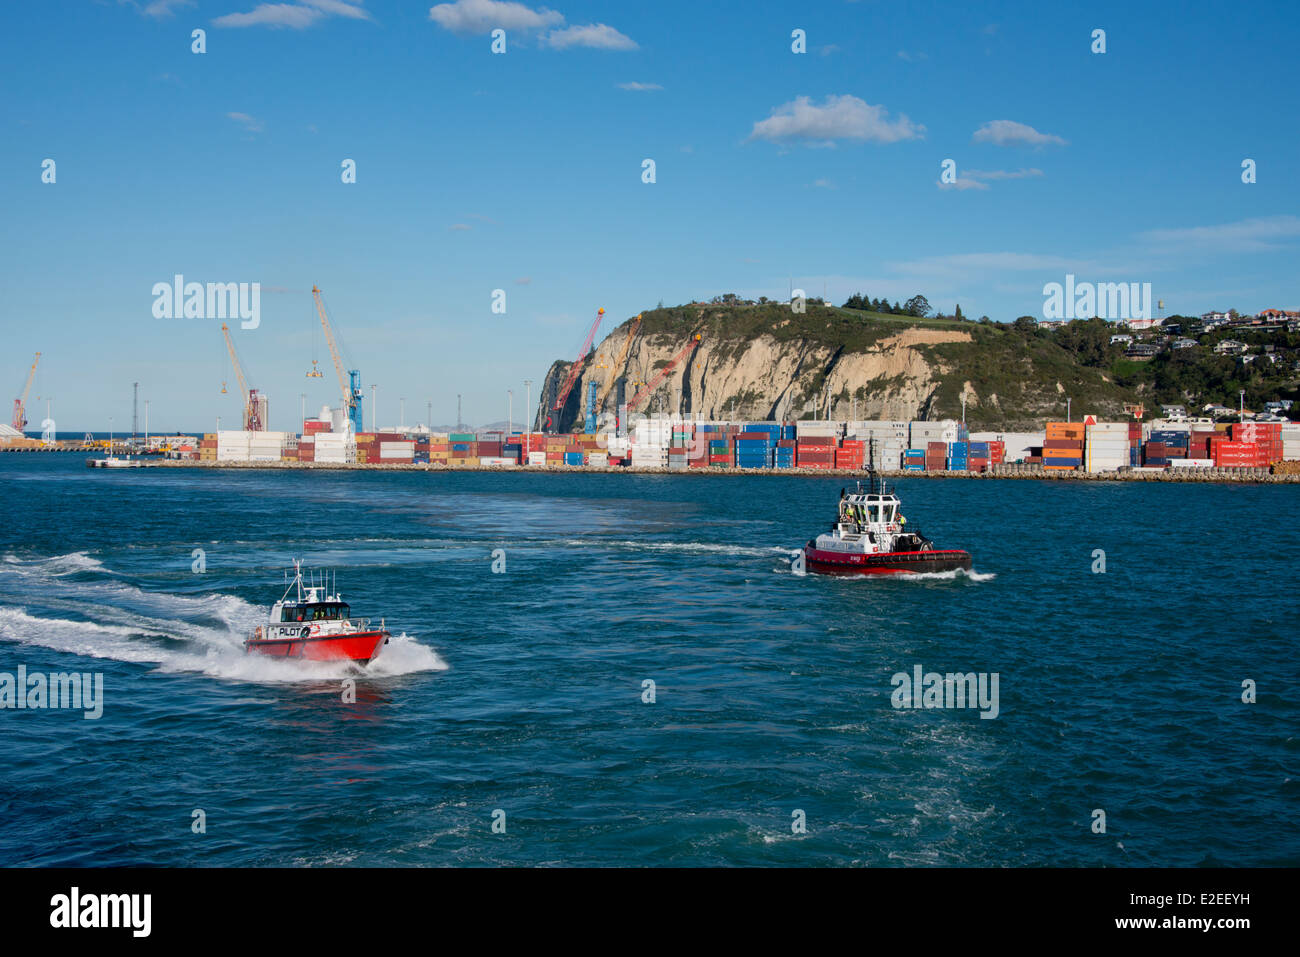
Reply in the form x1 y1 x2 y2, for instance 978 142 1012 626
144 399 150 447
300 393 307 434
1067 397 1072 423
427 400 432 431
371 384 377 431
524 379 532 435
508 389 513 435
1239 389 1246 419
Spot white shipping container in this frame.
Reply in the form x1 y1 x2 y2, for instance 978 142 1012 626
527 451 546 466
1168 458 1213 468
910 421 959 444
970 431 1044 463
315 451 354 464
796 422 843 436
478 457 516 466
588 453 609 467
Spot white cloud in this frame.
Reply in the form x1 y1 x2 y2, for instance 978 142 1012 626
810 178 835 189
1140 215 1300 253
964 167 1044 180
303 0 371 18
226 111 264 132
141 0 196 17
428 0 562 34
972 120 1066 147
940 166 1044 189
214 2 371 28
617 81 663 91
890 252 1095 279
543 23 637 50
749 94 924 145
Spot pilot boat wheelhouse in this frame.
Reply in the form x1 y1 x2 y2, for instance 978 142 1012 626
244 561 389 664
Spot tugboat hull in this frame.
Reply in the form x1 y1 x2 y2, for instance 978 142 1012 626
804 546 972 576
244 629 388 664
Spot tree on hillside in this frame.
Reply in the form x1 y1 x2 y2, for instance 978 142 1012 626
893 301 903 313
904 295 931 317
1054 317 1115 367
1012 315 1038 336
954 303 964 321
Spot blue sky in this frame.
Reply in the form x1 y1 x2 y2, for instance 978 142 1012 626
2 0 1298 431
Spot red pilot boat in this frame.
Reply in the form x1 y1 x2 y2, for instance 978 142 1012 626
244 561 390 664
802 463 973 576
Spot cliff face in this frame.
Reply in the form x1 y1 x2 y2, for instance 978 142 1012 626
536 303 1137 432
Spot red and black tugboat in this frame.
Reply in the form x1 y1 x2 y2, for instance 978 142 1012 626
244 561 390 664
802 454 972 576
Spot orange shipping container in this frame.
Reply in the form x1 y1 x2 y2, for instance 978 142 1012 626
1045 422 1086 440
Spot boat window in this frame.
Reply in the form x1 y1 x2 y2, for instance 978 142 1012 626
305 603 349 620
281 606 307 623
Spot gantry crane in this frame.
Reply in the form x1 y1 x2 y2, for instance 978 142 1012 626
220 324 263 431
11 352 40 432
311 285 363 433
545 307 604 433
596 313 641 411
626 335 701 412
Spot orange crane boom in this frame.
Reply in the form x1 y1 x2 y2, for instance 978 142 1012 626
626 335 701 412
597 314 641 410
11 352 40 432
546 307 605 432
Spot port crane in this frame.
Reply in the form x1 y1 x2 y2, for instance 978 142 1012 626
625 335 701 412
545 307 604 433
220 324 263 431
311 285 363 433
11 352 40 432
596 314 641 412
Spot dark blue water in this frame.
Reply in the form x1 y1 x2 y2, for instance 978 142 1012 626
1 454 1296 866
